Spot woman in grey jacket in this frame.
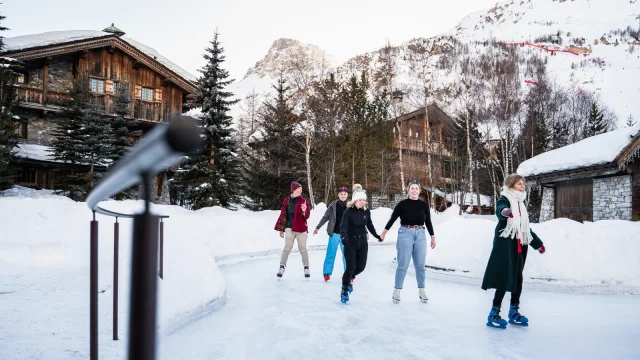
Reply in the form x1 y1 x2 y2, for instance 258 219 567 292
314 186 349 281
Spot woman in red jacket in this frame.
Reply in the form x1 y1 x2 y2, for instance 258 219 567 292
274 181 311 278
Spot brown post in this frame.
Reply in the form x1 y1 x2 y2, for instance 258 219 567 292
159 219 164 279
90 216 99 360
113 219 119 341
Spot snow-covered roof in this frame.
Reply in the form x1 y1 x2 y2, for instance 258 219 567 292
518 125 640 177
3 30 197 82
446 192 492 207
14 143 61 163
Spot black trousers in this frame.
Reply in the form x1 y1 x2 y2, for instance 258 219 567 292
493 247 527 307
342 241 368 287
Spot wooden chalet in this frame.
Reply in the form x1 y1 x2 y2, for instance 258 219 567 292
394 103 457 189
2 25 197 198
518 126 640 222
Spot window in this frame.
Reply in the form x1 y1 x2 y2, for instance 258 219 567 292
112 82 119 95
90 78 105 93
20 168 36 184
17 75 25 84
141 87 154 101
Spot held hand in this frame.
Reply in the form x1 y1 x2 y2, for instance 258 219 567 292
313 229 318 236
538 244 546 254
377 235 383 242
380 230 387 241
430 236 436 249
279 231 285 239
500 208 513 218
301 202 307 213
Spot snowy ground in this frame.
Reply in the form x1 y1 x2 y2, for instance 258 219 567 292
1 187 639 359
159 247 640 360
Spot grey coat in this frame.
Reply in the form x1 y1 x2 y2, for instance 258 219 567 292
316 200 339 236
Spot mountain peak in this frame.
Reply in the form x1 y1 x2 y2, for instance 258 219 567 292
244 38 335 79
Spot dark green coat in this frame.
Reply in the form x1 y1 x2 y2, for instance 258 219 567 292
481 195 544 292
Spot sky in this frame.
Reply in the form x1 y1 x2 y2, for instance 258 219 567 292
2 0 498 81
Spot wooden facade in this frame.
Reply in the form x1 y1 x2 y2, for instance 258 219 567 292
394 103 457 189
2 28 196 195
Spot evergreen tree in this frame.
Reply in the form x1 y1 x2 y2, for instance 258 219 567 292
110 80 141 164
240 76 301 210
551 120 570 149
51 76 114 199
626 114 637 128
171 31 241 209
533 113 549 155
584 102 607 138
0 12 19 190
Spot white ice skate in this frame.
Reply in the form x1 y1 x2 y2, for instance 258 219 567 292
392 289 401 303
419 288 428 303
276 264 285 278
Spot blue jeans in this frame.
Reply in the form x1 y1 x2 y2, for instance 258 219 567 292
323 233 346 275
394 227 427 289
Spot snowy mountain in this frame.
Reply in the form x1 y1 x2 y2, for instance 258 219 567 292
227 0 640 130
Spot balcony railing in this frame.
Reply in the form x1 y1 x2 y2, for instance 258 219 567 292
16 85 170 123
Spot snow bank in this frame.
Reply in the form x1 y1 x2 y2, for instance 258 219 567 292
0 193 224 359
518 125 640 177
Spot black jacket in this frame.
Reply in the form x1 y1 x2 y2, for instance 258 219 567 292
340 206 380 247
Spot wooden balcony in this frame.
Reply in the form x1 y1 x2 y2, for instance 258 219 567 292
16 85 169 123
393 137 452 156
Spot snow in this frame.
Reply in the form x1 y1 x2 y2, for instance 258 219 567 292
2 186 640 358
13 143 60 163
3 30 197 83
518 125 640 176
445 191 493 207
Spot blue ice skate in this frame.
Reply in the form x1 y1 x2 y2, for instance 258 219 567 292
341 286 350 303
487 306 508 329
508 304 529 326
349 278 354 293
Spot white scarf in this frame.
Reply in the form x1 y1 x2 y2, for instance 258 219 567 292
499 186 532 245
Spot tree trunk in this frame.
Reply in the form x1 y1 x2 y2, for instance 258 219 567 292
396 121 406 195
305 119 315 207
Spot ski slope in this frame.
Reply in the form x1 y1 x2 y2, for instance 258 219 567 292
159 247 640 360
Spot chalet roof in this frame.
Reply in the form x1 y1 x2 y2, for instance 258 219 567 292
396 102 452 124
2 30 197 92
517 125 640 179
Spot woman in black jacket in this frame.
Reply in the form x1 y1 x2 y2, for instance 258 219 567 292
339 184 381 303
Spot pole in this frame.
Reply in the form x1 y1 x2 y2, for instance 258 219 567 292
128 172 159 360
113 218 119 341
159 219 164 280
90 213 98 360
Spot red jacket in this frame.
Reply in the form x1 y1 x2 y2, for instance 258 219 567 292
274 196 310 233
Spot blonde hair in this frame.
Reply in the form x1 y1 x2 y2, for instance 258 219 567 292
347 184 368 209
504 174 526 189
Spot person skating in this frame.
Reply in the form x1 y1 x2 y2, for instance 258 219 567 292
339 184 381 303
274 181 311 278
313 186 349 281
380 180 435 303
482 174 546 329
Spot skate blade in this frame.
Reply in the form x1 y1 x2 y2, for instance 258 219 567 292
486 322 507 329
508 320 529 326
392 299 400 304
420 299 428 303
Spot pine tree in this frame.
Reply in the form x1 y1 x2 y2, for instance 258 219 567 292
240 76 301 210
584 102 607 137
0 12 19 190
51 76 114 199
533 114 549 155
171 31 241 209
626 114 637 128
551 121 570 149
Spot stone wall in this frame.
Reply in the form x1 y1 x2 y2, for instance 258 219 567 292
25 117 59 146
593 176 632 221
539 186 555 222
47 56 74 93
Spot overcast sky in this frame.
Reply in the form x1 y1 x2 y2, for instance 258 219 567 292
2 0 497 80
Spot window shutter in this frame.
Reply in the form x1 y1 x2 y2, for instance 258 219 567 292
134 85 142 99
105 80 114 94
154 89 162 102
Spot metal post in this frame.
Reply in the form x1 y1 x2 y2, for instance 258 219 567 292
128 173 159 360
113 218 119 341
159 219 164 279
90 213 99 360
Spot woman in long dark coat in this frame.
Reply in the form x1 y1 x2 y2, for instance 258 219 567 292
482 174 546 328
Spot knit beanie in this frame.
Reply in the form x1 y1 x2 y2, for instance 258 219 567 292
351 184 367 201
291 181 302 192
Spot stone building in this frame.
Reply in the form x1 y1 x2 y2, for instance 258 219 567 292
518 126 640 222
